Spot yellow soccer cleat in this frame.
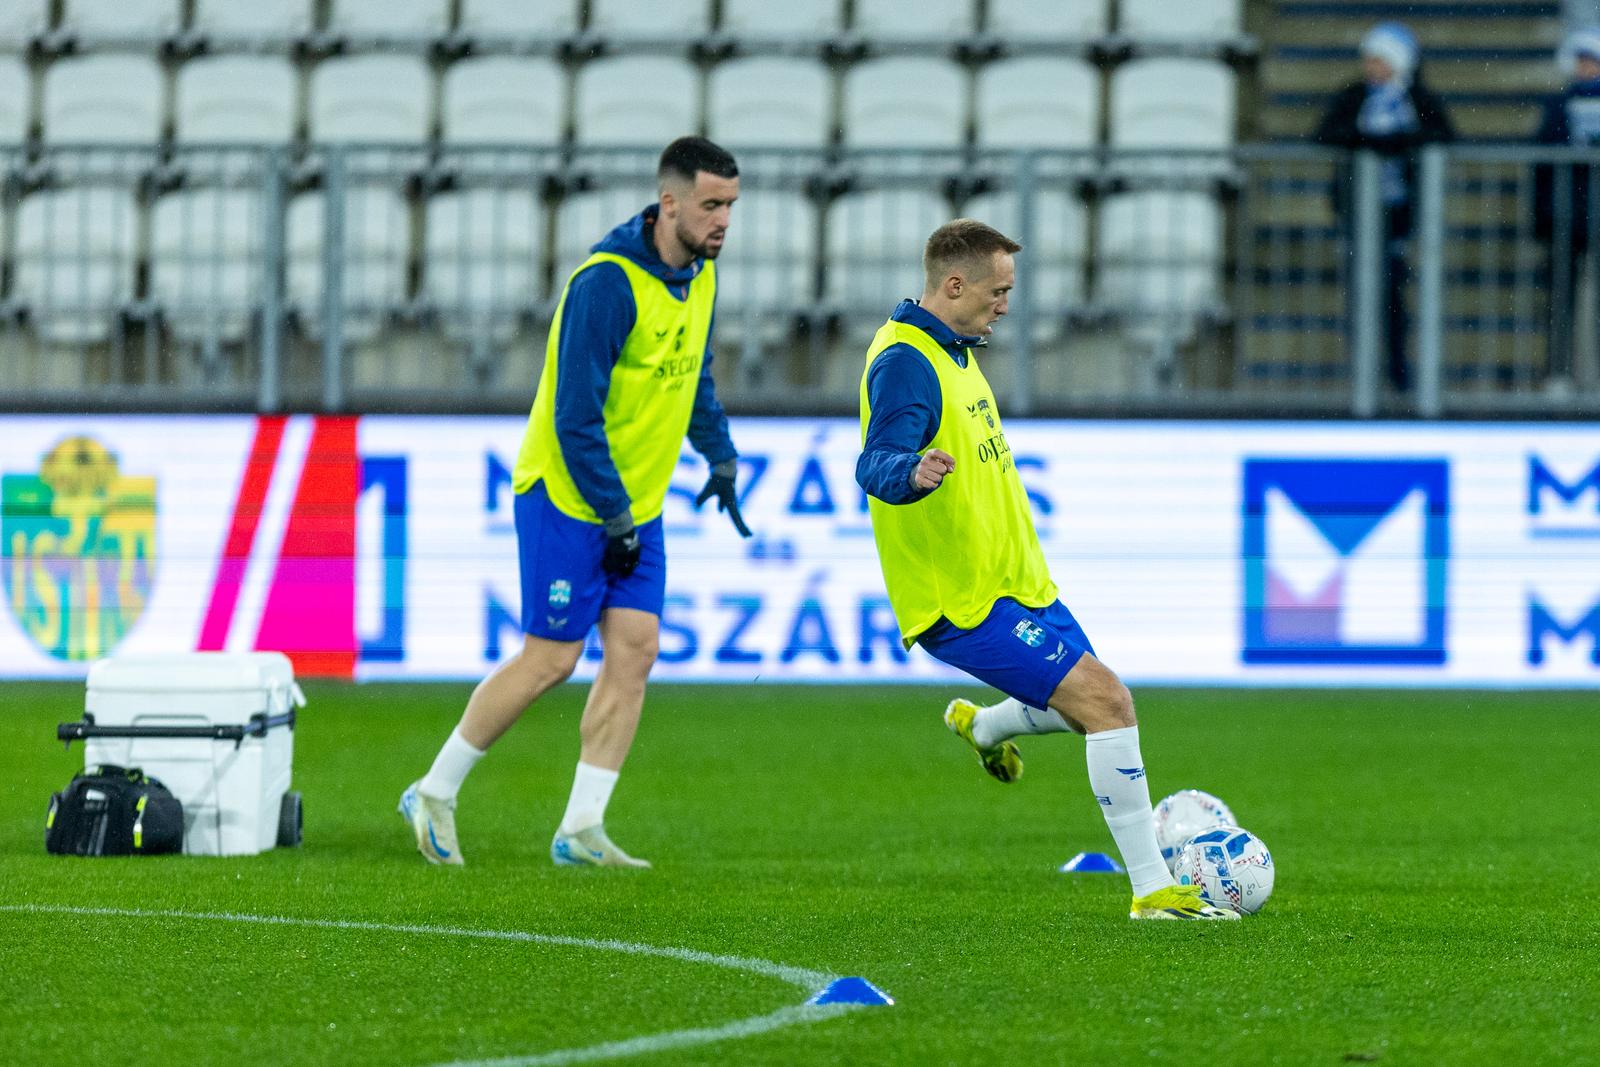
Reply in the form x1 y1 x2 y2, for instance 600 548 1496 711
1129 883 1241 921
943 698 1023 784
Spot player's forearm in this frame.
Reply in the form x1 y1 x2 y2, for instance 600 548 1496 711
856 449 930 505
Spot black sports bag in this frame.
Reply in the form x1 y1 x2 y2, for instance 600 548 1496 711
45 765 184 856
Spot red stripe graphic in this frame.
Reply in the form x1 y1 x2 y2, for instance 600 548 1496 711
253 415 359 678
198 415 287 651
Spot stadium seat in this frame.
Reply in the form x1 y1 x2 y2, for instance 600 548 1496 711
1096 190 1223 332
287 187 411 343
423 189 545 342
823 188 950 312
14 187 141 345
852 0 974 38
0 58 29 144
985 0 1107 38
962 189 1088 333
573 57 698 148
588 0 712 41
175 57 298 146
706 58 832 150
326 0 450 40
718 0 842 37
554 185 657 277
42 55 165 145
441 57 565 146
842 58 966 148
190 0 314 42
309 56 433 145
150 189 266 345
457 0 580 41
975 58 1099 150
1119 0 1241 42
1110 58 1236 151
58 0 181 42
713 189 819 317
0 0 51 51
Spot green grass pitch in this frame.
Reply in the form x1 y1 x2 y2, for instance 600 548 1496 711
2 682 1597 1065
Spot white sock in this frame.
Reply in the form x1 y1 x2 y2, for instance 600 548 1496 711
559 762 620 834
1084 725 1174 898
972 697 1071 748
418 727 485 803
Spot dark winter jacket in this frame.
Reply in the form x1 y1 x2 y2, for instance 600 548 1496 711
1312 78 1456 240
1532 80 1600 251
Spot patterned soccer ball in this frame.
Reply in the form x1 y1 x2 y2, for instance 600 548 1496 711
1173 827 1275 915
1154 789 1237 872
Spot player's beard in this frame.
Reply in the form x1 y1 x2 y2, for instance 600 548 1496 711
678 220 724 260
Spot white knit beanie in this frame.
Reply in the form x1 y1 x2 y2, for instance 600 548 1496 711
1360 22 1419 82
1563 27 1600 75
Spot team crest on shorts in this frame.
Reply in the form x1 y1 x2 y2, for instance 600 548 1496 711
548 579 572 609
1011 619 1045 647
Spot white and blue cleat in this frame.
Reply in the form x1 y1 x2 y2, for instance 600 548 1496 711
550 824 651 868
398 780 463 866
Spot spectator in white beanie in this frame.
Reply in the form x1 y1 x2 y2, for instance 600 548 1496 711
1314 22 1456 402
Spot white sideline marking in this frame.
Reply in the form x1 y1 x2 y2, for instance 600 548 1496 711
1 904 864 1065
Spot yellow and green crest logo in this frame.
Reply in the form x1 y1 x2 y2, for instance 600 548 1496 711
3 436 156 661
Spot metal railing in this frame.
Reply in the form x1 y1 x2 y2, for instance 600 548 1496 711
2 142 1599 417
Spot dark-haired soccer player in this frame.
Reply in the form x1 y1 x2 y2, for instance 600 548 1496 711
857 219 1236 919
401 136 751 868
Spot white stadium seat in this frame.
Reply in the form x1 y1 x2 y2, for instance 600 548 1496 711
0 0 51 51
59 0 181 41
962 189 1088 330
424 189 546 341
554 186 657 277
1097 190 1224 329
823 188 950 311
310 56 433 144
287 188 411 342
441 57 565 146
191 0 314 40
852 0 974 37
975 58 1099 150
1119 0 1241 41
986 0 1107 38
574 57 698 147
588 0 712 39
0 58 29 144
842 58 966 148
150 189 267 344
43 55 165 145
1110 58 1236 150
326 0 450 38
175 57 298 145
707 58 831 150
15 188 141 345
719 0 842 36
713 190 818 315
458 0 580 39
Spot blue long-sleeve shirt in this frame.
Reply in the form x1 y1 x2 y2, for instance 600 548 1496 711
552 204 737 522
856 299 985 506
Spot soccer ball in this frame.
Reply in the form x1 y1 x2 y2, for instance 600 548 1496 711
1173 827 1275 915
1154 789 1236 872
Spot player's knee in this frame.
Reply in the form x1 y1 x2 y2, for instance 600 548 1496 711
608 629 659 671
518 635 581 688
1105 682 1136 728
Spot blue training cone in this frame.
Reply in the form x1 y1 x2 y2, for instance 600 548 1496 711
1059 851 1125 873
808 977 894 1006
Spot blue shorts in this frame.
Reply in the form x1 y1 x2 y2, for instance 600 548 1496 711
917 598 1095 709
515 481 666 642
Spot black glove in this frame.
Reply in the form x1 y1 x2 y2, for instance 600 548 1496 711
694 461 752 537
601 520 641 578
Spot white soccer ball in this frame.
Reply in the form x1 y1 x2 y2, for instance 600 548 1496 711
1154 789 1236 872
1173 826 1275 915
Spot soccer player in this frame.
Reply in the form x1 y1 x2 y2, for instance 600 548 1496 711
400 137 751 868
856 219 1236 920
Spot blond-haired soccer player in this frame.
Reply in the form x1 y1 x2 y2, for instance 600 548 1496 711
400 137 751 868
856 219 1235 919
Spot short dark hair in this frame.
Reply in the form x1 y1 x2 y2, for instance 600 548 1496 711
658 136 739 186
923 218 1022 288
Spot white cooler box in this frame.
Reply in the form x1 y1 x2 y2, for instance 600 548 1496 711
63 652 306 856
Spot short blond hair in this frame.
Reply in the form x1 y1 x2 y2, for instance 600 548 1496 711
923 218 1022 290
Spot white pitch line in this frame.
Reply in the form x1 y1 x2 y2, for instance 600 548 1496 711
0 904 867 1065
